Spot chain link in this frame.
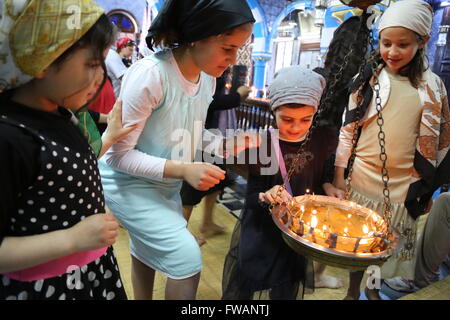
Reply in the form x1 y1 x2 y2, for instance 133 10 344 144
345 22 371 199
373 71 393 240
270 15 368 210
344 31 393 243
270 12 393 247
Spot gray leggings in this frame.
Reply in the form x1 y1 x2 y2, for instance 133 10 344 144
415 192 450 288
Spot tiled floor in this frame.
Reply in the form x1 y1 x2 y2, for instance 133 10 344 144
216 175 247 219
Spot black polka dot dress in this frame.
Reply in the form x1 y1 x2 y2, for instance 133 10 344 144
0 111 127 300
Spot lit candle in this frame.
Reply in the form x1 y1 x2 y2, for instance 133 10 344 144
353 237 361 253
363 224 369 235
311 216 318 228
307 216 318 242
327 233 338 249
344 227 349 237
297 221 304 236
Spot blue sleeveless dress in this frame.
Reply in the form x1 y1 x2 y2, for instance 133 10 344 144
99 50 214 279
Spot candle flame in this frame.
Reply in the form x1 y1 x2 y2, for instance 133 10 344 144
311 216 318 228
323 225 327 231
312 209 317 215
344 227 348 234
306 189 310 194
363 224 369 234
360 238 370 245
347 214 352 219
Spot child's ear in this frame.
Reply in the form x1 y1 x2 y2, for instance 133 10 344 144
419 35 431 49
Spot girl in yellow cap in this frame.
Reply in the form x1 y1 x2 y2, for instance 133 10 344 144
0 0 131 300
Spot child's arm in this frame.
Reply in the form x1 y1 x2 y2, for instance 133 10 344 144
163 160 225 191
334 107 359 191
333 166 347 191
0 213 119 273
201 130 261 159
322 155 345 199
98 99 137 158
323 182 345 199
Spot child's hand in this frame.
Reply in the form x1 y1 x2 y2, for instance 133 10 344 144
67 213 119 253
333 167 346 192
184 162 226 191
259 185 292 204
323 182 345 199
103 99 137 145
237 85 252 101
226 130 261 156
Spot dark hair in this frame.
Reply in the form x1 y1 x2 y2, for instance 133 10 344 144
150 22 252 49
318 16 368 130
54 14 116 69
372 33 428 88
53 14 116 106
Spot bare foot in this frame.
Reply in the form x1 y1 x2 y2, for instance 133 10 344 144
200 223 226 236
365 286 382 300
315 274 344 289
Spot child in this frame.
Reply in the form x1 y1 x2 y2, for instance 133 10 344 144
0 0 130 300
181 68 252 246
99 0 256 300
105 38 130 98
116 37 136 68
333 0 450 299
222 66 344 300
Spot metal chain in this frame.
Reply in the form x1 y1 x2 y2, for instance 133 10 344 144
373 71 393 239
345 25 371 199
270 15 368 210
344 30 393 241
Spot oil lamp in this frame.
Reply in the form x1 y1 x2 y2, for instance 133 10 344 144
272 195 400 270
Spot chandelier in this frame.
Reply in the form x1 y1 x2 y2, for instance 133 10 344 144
272 194 400 270
270 1 401 270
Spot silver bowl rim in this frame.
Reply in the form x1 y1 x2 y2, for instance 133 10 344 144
271 195 401 260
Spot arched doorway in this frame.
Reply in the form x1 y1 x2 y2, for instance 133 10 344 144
267 1 322 85
108 10 139 42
